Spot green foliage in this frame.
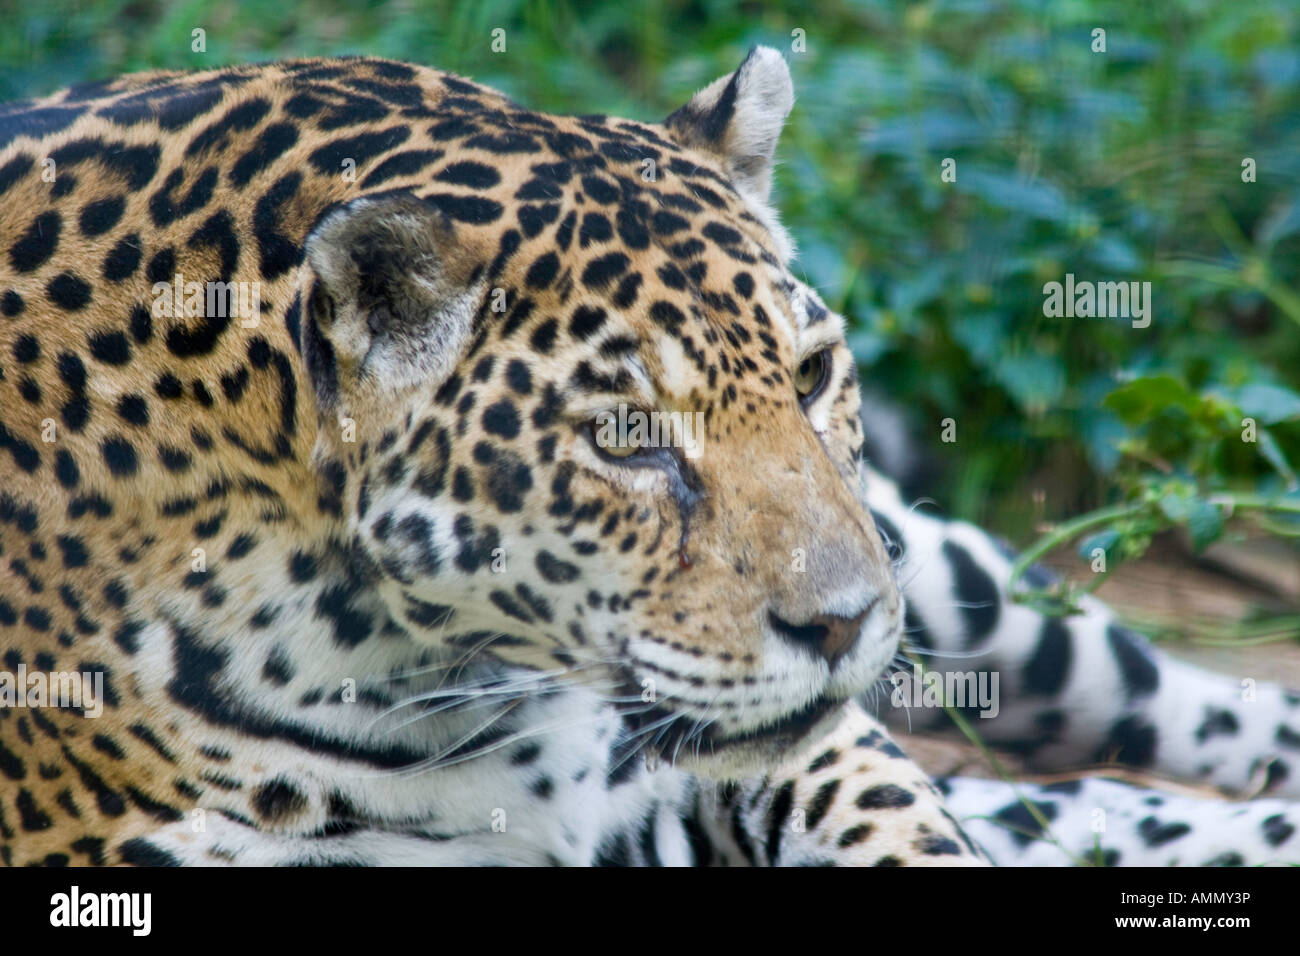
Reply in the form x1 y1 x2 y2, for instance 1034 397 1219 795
5 0 1300 556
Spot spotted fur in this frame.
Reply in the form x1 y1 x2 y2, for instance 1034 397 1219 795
0 47 1295 868
863 463 1300 865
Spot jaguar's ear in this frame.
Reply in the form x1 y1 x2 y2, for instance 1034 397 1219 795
300 194 485 409
665 46 794 203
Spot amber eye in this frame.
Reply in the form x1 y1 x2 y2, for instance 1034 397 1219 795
589 413 644 460
794 348 830 403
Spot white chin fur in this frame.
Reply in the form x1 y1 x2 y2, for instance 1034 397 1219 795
671 704 850 782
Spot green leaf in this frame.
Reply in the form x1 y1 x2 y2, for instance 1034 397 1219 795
1157 490 1191 522
950 311 1009 369
1230 383 1300 425
1256 428 1299 488
1186 498 1225 550
1103 376 1200 424
954 166 1074 223
992 353 1064 411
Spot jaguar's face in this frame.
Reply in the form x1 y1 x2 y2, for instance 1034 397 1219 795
569 272 903 777
302 47 901 777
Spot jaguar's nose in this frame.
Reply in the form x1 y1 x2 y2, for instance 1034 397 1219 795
768 599 877 668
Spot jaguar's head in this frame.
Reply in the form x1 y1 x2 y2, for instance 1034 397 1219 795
299 47 901 777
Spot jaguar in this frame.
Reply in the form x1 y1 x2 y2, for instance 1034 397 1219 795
1 46 1298 866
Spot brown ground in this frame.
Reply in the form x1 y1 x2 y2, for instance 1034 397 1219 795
899 528 1300 796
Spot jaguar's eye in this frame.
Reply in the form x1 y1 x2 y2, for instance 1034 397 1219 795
589 414 644 460
794 348 831 404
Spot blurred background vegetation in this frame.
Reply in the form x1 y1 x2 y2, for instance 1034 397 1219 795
4 0 1300 571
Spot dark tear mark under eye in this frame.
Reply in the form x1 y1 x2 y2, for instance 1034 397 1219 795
629 447 702 570
583 417 702 570
669 457 704 570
